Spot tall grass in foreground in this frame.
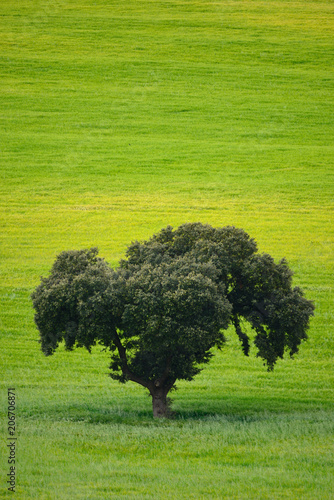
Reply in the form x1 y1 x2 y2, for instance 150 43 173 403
12 412 333 499
0 0 333 498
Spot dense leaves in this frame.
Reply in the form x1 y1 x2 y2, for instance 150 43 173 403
31 248 117 354
31 223 314 416
111 258 231 388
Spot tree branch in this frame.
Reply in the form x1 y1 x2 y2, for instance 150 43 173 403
232 314 250 356
113 330 151 390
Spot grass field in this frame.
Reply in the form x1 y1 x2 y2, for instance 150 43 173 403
1 0 333 498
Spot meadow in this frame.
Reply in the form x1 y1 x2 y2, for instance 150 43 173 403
1 0 333 498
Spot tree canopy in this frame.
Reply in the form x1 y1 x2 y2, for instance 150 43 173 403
31 223 315 417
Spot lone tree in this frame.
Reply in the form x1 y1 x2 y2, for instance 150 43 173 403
31 223 314 418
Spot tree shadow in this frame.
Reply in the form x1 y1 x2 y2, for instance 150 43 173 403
25 392 329 427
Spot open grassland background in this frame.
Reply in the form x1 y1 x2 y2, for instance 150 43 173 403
1 0 333 498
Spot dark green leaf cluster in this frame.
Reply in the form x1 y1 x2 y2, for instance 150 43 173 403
110 258 231 387
31 248 117 355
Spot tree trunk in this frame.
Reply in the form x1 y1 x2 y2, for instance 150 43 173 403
151 388 169 418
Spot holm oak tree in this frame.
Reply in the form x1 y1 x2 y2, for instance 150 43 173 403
31 223 314 417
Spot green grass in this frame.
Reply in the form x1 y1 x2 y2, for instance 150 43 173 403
1 0 333 498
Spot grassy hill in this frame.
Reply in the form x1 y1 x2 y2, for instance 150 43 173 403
1 1 333 498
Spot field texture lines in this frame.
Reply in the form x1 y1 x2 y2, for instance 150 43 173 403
0 0 333 498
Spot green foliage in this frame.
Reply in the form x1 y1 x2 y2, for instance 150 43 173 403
122 223 314 369
228 252 315 367
112 257 231 385
31 248 116 354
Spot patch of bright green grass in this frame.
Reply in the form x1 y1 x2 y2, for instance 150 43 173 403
1 0 333 498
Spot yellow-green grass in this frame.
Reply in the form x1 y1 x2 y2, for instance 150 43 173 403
1 0 333 498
